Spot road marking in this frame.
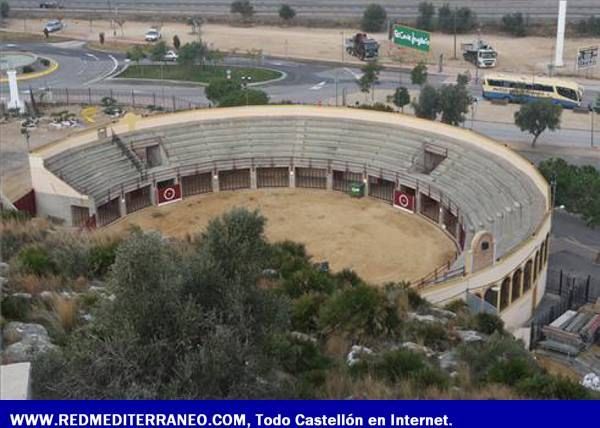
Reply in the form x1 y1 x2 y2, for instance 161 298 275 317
310 81 327 90
85 53 99 61
84 54 119 85
344 67 362 80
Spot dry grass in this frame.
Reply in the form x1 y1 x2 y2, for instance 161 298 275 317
50 294 78 333
9 274 62 295
323 333 351 359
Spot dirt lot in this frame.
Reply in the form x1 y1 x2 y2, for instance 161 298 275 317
107 188 456 284
4 18 598 78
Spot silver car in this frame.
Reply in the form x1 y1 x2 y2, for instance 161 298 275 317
44 20 64 33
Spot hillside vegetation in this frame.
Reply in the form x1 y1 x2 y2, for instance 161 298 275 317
0 209 594 399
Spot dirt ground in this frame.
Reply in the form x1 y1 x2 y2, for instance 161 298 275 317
3 18 598 79
107 188 456 284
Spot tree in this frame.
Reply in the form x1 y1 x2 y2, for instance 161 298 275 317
502 13 527 37
576 15 600 36
0 1 10 19
173 35 181 50
150 41 168 62
32 211 292 399
416 2 435 31
205 78 242 105
279 4 296 23
219 88 269 107
187 16 204 36
177 41 208 68
514 99 562 146
411 61 428 86
392 87 410 112
231 0 255 22
99 32 105 45
358 61 382 100
126 45 146 74
438 83 472 125
114 17 126 37
361 4 387 32
413 84 440 120
438 4 477 33
455 7 477 33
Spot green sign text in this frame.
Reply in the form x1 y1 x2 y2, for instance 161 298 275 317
393 25 431 52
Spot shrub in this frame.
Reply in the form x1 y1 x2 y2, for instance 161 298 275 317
472 312 504 335
16 246 56 276
487 357 537 386
416 2 436 31
444 299 468 314
457 333 533 384
283 268 335 298
404 321 450 351
1 294 31 321
361 4 387 32
0 209 30 222
502 13 527 37
292 293 325 332
355 103 394 112
22 65 34 74
515 374 591 399
318 284 399 337
88 241 119 277
218 89 269 107
576 15 600 36
0 1 9 18
373 349 426 382
40 58 51 67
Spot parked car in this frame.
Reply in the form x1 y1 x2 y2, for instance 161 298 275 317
40 1 62 8
163 50 178 62
44 20 64 33
144 29 161 42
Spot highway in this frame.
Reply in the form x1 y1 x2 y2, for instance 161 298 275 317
10 0 600 20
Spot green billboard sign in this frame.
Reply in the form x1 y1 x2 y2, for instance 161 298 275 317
393 25 431 52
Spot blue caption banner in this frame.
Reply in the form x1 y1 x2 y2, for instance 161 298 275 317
0 401 598 428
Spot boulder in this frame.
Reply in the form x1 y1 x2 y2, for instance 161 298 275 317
408 312 446 324
581 373 600 392
289 331 317 344
2 335 57 364
0 261 9 276
3 322 48 346
398 341 436 357
439 350 459 371
346 345 374 367
456 330 485 343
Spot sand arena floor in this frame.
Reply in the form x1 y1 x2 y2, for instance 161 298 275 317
107 188 457 284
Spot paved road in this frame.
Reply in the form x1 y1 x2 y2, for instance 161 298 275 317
3 41 600 156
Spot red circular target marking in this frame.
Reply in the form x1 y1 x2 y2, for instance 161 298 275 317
398 194 410 208
163 187 176 201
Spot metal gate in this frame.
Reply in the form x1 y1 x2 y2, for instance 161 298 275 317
182 172 213 197
71 205 90 228
420 193 440 223
97 198 120 226
295 167 327 189
257 167 290 188
219 169 251 191
368 176 394 203
126 186 152 214
333 170 362 192
443 207 458 238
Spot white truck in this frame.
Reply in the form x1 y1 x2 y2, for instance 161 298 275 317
461 40 497 68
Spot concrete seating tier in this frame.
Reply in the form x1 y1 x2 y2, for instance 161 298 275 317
44 115 546 261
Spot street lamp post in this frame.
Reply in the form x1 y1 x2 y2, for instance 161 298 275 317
242 75 252 106
341 31 344 64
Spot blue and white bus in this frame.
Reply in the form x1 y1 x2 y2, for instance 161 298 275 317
482 73 584 108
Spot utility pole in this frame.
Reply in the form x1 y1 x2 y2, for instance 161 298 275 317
591 104 595 148
453 7 457 60
341 32 345 64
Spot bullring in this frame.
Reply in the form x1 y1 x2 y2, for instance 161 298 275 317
30 105 552 330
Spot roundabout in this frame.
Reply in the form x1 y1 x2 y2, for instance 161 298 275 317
0 51 58 82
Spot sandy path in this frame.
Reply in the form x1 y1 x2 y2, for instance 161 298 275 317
107 188 456 284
